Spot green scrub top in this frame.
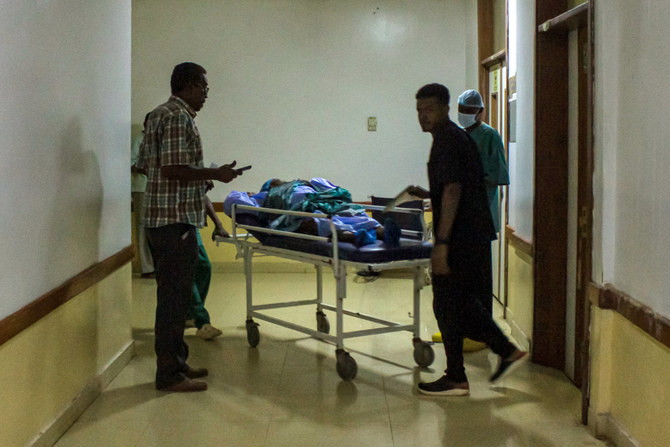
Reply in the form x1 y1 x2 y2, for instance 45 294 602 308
468 122 509 233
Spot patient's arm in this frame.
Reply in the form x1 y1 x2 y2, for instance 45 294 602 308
205 196 230 239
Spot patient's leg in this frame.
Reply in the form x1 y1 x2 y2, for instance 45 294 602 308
296 218 318 235
298 218 385 245
337 231 356 243
296 218 360 245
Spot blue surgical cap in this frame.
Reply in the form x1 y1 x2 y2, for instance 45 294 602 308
458 89 484 108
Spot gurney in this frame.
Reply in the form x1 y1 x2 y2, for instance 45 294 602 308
215 202 435 381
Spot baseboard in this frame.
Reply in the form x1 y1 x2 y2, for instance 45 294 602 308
504 307 532 352
29 340 135 447
98 340 135 389
588 409 641 447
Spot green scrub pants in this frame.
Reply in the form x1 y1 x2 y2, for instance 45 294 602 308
188 230 212 329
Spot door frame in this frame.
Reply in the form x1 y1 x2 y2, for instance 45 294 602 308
482 55 508 303
479 0 595 406
477 1 509 315
535 0 594 424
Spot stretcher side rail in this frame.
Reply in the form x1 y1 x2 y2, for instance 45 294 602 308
215 202 435 381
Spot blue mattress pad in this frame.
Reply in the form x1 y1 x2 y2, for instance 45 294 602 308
235 214 432 263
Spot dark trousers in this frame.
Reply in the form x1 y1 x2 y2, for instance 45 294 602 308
432 242 516 383
146 223 198 389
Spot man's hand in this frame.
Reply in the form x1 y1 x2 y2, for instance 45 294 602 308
212 224 230 241
205 180 214 191
216 161 239 183
406 185 430 200
131 164 146 175
431 244 450 276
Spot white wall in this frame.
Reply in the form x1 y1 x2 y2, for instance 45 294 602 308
507 0 534 240
463 0 480 88
132 0 474 202
0 1 132 319
594 0 670 317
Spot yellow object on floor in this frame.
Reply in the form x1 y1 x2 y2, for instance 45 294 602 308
431 332 488 352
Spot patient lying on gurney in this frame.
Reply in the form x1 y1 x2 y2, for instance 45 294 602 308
223 177 401 246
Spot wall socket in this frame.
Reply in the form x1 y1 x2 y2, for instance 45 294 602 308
367 116 377 131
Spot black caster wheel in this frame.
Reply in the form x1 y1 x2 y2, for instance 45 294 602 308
246 319 260 347
336 349 357 381
316 311 330 334
413 340 435 367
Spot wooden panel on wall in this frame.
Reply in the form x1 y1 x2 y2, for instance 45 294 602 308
590 282 670 349
506 225 533 257
0 246 134 347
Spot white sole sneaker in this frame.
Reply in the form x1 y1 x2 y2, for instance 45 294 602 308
418 387 470 397
197 324 223 340
417 376 470 396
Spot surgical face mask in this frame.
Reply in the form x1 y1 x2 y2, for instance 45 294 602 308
458 112 478 128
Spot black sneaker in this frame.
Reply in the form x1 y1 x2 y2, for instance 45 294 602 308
418 375 469 396
489 350 529 383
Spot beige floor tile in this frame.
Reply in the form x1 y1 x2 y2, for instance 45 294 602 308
54 412 149 447
54 272 610 447
136 413 268 447
265 419 394 447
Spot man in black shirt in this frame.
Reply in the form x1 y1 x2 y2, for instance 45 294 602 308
411 83 527 396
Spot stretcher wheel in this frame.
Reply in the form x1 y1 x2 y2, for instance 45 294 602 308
335 349 357 381
413 341 435 367
246 319 260 347
316 311 330 334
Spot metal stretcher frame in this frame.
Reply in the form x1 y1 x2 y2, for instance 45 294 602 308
216 203 435 381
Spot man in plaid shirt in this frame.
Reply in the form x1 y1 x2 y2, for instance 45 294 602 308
138 62 244 392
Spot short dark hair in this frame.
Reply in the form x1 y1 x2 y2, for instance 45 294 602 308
170 62 207 94
415 83 450 105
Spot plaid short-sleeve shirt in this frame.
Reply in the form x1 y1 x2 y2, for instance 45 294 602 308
137 96 206 228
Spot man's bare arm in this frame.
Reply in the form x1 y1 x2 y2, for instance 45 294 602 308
434 183 461 242
431 182 461 276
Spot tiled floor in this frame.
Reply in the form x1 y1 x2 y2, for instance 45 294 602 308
55 271 610 446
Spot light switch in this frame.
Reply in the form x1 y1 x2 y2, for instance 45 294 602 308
368 117 377 131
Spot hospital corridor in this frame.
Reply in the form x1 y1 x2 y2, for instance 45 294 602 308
53 272 607 447
3 1 670 446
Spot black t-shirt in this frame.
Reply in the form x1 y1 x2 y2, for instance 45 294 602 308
427 120 496 245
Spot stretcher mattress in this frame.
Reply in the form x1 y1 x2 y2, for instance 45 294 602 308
236 214 432 263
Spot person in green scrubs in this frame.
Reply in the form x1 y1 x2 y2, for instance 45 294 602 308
457 89 510 235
